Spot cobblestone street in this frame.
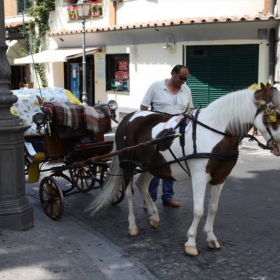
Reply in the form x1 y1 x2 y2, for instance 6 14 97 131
9 139 279 280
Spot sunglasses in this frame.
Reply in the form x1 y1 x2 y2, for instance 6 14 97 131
178 75 188 81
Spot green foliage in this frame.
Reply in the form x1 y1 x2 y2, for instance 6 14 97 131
28 0 55 87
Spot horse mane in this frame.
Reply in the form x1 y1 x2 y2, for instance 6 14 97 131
203 88 255 136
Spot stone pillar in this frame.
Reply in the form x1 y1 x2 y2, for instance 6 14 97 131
0 0 33 230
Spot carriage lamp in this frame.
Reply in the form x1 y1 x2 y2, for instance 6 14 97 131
32 112 45 132
108 100 118 111
32 112 45 126
76 0 91 105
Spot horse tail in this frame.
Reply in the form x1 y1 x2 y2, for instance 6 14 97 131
84 142 124 216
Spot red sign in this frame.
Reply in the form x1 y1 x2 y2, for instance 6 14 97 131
118 61 128 71
115 61 129 81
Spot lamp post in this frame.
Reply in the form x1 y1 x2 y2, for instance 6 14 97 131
76 0 91 105
0 1 33 230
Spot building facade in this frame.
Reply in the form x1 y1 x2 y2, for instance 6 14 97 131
5 0 280 117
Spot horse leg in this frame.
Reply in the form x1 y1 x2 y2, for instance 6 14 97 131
203 183 224 250
185 176 208 256
125 179 139 237
135 172 159 229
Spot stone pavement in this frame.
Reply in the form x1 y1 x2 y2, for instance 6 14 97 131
0 203 156 280
0 132 272 280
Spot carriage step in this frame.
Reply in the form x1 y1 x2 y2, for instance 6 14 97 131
28 152 47 183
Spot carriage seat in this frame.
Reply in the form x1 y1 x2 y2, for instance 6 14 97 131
43 102 112 137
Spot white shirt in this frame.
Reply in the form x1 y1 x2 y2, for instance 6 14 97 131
141 80 193 115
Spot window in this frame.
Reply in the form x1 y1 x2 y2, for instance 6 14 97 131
17 0 33 14
186 45 259 107
106 54 129 91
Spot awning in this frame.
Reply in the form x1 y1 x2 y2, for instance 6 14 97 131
6 39 27 65
13 47 100 65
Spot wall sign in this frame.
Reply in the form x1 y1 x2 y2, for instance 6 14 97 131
96 56 105 78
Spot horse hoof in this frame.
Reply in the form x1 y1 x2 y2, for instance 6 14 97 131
128 228 139 236
149 219 159 229
185 246 198 256
207 240 221 250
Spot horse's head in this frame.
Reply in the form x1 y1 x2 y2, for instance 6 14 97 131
254 83 280 155
254 82 280 109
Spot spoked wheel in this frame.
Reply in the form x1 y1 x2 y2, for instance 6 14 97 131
24 153 32 175
72 165 97 191
39 176 64 220
112 183 126 205
99 164 125 205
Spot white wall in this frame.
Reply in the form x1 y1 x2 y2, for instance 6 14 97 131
117 0 264 25
48 0 111 49
42 0 272 115
97 38 269 115
43 37 271 98
105 43 182 112
46 62 65 88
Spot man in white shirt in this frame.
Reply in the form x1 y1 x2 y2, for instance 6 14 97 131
140 64 193 208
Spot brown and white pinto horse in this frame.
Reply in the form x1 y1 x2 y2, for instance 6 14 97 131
85 83 280 256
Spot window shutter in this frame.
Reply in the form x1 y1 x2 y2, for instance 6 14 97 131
186 44 259 108
186 46 209 108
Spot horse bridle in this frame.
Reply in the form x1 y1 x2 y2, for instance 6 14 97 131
254 96 280 153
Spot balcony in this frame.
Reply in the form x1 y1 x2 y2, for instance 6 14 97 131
66 1 103 21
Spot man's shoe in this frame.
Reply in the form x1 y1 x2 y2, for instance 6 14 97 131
162 198 180 207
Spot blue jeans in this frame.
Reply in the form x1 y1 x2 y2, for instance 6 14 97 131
148 177 174 202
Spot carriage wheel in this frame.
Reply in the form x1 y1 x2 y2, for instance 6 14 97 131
112 183 126 205
72 165 96 190
99 164 125 205
39 177 64 220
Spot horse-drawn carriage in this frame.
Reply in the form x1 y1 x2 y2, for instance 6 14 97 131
11 87 125 220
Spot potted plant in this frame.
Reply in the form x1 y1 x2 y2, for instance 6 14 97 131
91 3 99 16
96 2 103 16
66 5 77 20
91 0 103 17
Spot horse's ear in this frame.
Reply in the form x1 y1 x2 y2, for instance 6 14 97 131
260 82 274 102
254 89 263 101
260 82 267 92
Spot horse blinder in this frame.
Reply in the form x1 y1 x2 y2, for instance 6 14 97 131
261 107 280 154
263 108 278 123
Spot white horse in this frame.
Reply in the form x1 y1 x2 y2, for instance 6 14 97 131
85 83 280 256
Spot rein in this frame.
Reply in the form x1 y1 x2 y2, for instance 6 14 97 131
244 132 273 150
176 109 239 176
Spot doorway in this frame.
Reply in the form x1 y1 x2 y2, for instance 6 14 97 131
65 54 95 105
